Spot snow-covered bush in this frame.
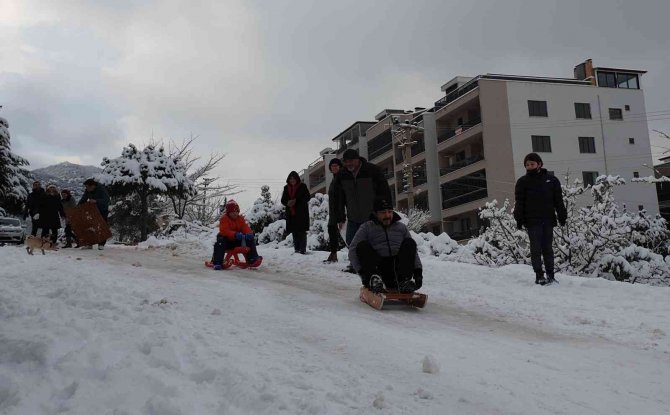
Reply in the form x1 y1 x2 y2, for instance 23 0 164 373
307 193 330 250
470 175 670 285
247 185 284 234
258 219 286 245
403 208 431 232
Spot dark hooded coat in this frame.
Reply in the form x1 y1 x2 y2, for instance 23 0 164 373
38 193 65 229
281 171 310 233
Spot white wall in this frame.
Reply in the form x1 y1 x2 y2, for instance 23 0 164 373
505 81 659 215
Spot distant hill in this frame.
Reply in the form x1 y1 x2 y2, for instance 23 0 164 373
30 162 102 197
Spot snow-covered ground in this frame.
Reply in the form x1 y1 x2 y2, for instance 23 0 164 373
1 242 670 414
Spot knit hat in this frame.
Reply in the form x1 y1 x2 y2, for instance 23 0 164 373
523 152 543 166
225 199 240 213
83 178 97 186
342 149 359 161
373 197 393 212
328 158 343 168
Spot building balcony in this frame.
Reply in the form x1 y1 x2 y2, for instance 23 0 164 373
434 79 480 111
369 142 392 161
439 154 484 176
437 118 481 144
442 188 488 210
310 175 326 188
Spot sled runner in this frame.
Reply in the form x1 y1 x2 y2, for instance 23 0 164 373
359 286 427 310
65 204 112 246
205 246 262 270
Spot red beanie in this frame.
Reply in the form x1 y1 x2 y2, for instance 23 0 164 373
225 200 240 213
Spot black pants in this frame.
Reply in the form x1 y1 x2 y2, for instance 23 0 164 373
527 223 554 276
356 238 417 289
292 231 307 253
30 218 39 236
211 235 259 266
64 224 78 245
40 227 58 244
327 224 339 253
98 214 109 246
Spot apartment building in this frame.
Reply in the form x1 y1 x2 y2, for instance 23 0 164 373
301 59 659 240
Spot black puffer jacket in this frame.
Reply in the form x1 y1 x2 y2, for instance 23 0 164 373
327 175 344 226
334 157 392 223
514 168 567 227
348 211 422 272
24 188 45 218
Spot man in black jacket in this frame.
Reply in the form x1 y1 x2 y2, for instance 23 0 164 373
324 158 344 263
514 153 567 285
334 149 392 245
23 181 45 236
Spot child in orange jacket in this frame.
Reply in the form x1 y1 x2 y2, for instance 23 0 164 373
211 200 262 269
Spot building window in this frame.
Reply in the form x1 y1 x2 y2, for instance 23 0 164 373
531 135 552 152
582 171 599 187
574 103 592 119
629 137 635 144
597 71 617 88
609 108 623 120
528 100 548 117
578 137 596 153
625 105 630 111
633 171 640 178
617 73 639 89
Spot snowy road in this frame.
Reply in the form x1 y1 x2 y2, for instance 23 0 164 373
1 244 669 414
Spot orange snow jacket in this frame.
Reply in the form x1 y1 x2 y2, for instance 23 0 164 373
219 214 252 240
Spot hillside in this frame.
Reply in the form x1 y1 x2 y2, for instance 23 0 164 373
30 162 102 195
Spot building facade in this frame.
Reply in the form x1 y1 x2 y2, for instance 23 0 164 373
301 59 659 240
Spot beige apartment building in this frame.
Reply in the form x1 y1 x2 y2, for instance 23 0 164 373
301 59 659 240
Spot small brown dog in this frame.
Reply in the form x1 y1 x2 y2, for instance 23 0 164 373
25 235 56 255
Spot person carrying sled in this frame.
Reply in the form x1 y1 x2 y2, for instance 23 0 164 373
281 171 310 254
514 152 567 285
60 189 78 248
324 158 344 263
78 178 111 250
348 197 423 294
23 181 45 237
210 200 262 270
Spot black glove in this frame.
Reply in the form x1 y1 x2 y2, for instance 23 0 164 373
413 268 423 290
516 221 524 230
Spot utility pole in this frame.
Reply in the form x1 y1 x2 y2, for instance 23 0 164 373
391 116 424 209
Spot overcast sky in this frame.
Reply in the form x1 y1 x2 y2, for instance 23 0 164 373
2 0 669 207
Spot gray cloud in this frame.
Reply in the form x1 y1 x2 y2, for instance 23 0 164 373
1 0 669 206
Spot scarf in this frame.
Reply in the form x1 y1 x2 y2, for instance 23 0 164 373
288 184 298 216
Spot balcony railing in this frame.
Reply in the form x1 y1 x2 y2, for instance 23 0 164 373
435 79 479 110
310 176 325 187
411 139 425 157
448 227 481 241
439 154 484 176
413 174 427 187
383 171 394 180
442 188 488 209
368 142 392 160
437 118 482 144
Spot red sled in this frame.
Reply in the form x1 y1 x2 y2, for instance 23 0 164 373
205 247 262 270
359 286 427 310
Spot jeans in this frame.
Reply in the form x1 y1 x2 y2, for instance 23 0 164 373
527 223 555 276
211 234 259 265
355 238 417 289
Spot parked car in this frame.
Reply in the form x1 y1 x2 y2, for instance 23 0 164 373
0 217 26 244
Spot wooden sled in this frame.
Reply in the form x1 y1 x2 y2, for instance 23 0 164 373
65 204 112 246
359 286 427 310
205 246 262 270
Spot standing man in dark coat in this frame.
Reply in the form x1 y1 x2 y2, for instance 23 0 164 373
78 178 111 250
281 171 310 254
23 181 45 236
514 153 567 285
38 185 65 245
324 158 344 263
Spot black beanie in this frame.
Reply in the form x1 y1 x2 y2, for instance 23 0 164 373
328 158 343 168
373 197 393 212
523 152 543 166
342 149 359 161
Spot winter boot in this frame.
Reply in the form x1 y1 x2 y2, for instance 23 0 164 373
398 279 416 293
369 275 384 294
323 252 338 263
535 272 547 285
63 243 73 248
546 274 558 284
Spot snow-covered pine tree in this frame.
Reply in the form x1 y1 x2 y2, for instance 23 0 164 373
247 185 284 234
471 199 529 267
404 207 431 232
97 143 195 241
0 115 32 215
